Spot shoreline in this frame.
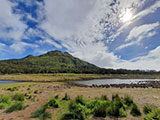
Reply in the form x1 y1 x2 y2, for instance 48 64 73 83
0 73 160 82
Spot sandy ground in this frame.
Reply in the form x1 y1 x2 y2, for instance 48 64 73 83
0 83 160 120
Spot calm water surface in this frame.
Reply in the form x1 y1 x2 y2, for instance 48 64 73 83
0 80 20 84
72 79 160 86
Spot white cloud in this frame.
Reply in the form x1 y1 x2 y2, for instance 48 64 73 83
114 46 160 70
0 0 26 41
10 42 38 54
40 0 146 67
116 22 159 50
39 39 62 49
133 1 160 22
126 22 160 42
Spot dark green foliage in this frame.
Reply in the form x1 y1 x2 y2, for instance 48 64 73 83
123 96 134 108
34 90 39 94
143 105 153 114
144 107 160 120
0 95 11 104
100 95 108 100
7 87 19 91
61 112 76 120
68 102 90 120
0 95 11 109
93 100 108 117
75 96 86 106
0 50 99 74
107 94 124 117
61 94 141 119
62 93 70 101
31 107 51 120
44 98 59 108
12 93 25 101
6 102 28 113
55 95 59 99
119 107 127 117
130 103 141 117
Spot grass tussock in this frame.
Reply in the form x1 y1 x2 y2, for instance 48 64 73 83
144 107 160 120
61 94 141 120
6 102 28 113
31 107 51 120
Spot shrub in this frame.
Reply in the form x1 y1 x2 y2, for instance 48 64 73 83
100 95 108 101
61 112 76 120
143 105 153 114
31 107 51 120
0 103 9 109
12 93 25 101
144 107 160 120
62 93 70 101
123 96 134 108
93 100 108 117
0 95 11 104
75 96 86 106
55 95 59 99
34 90 39 94
107 94 123 117
7 87 19 92
0 95 11 109
130 103 141 117
44 98 59 108
6 102 28 113
119 107 127 117
68 102 90 120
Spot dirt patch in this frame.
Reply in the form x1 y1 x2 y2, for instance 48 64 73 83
0 83 159 120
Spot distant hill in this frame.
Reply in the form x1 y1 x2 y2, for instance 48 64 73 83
0 50 100 74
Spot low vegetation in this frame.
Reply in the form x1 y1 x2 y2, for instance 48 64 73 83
61 94 141 120
144 107 160 120
0 93 28 113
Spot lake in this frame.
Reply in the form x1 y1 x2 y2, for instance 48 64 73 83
0 80 21 84
72 79 160 86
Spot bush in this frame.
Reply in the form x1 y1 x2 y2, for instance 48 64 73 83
144 107 160 120
0 95 11 104
6 102 28 113
61 112 76 120
93 100 109 117
107 94 124 117
143 105 153 114
123 96 134 108
0 103 9 109
100 95 108 101
12 93 25 101
7 87 19 92
0 95 11 109
75 96 86 106
31 107 51 120
62 93 70 101
68 102 89 120
130 103 141 117
55 95 59 99
44 98 59 108
119 107 127 117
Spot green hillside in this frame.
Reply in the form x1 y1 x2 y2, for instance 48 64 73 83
0 50 100 74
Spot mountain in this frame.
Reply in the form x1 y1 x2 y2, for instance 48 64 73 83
0 50 100 74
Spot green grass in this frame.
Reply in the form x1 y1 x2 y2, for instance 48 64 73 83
144 107 160 120
44 98 59 108
0 73 160 82
6 102 28 113
31 107 51 120
12 93 25 102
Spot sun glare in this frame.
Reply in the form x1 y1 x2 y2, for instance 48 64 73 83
121 9 133 23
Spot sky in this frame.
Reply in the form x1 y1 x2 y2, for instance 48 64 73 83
0 0 160 70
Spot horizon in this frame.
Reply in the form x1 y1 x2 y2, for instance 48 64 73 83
0 0 160 70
